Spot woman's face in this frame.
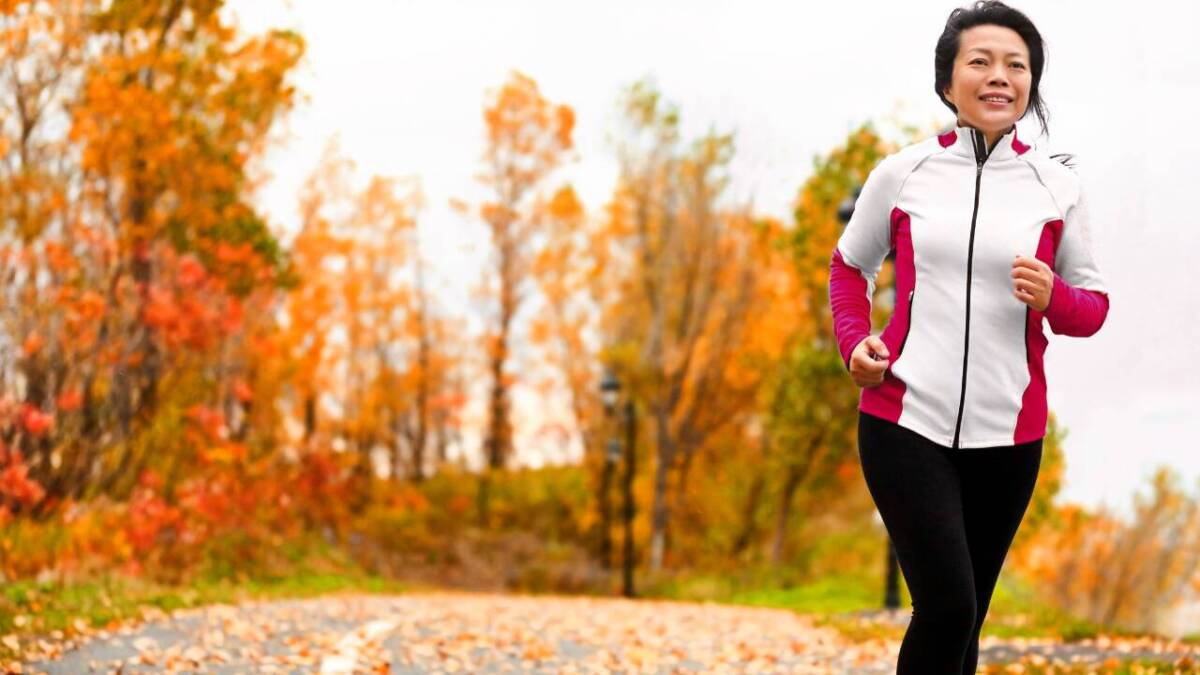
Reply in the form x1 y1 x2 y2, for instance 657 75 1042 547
942 24 1031 137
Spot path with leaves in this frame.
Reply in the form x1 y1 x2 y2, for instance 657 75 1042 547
19 592 1200 673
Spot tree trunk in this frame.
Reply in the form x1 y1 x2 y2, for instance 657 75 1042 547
770 434 827 563
731 471 766 556
648 402 675 571
478 235 515 526
411 260 431 482
771 463 804 563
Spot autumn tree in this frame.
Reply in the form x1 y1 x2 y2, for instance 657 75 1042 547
376 186 466 483
0 0 86 512
283 141 353 452
472 71 575 525
600 81 802 571
76 0 301 436
746 126 896 563
0 0 303 504
526 184 633 558
282 141 465 498
1013 466 1200 633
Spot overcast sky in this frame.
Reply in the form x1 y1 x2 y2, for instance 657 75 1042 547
226 0 1200 516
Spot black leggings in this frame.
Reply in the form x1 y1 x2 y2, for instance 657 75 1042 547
857 411 1042 674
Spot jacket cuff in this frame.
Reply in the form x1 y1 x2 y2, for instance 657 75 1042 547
1044 273 1110 337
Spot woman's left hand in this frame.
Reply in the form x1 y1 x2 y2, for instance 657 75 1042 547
1012 255 1053 312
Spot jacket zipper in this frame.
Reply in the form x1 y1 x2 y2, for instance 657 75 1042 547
952 128 995 449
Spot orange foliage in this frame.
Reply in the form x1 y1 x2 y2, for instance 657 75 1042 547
0 0 304 516
1010 468 1200 633
21 332 44 357
278 138 464 487
19 404 54 436
474 71 576 479
125 471 182 554
597 81 815 568
56 388 83 412
0 2 1042 599
0 450 45 517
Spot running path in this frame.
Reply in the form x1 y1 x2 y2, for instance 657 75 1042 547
25 593 892 673
18 592 1200 673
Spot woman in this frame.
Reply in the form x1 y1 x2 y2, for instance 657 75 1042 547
828 1 1109 672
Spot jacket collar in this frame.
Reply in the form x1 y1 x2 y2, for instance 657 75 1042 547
937 123 1031 162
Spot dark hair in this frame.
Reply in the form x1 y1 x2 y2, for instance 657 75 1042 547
934 1 1049 136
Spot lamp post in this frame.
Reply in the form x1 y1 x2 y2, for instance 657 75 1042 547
595 437 621 570
619 394 636 598
599 371 620 569
599 369 637 598
838 185 902 611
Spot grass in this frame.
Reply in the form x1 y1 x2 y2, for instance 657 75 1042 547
728 573 887 614
0 572 407 634
640 564 882 609
637 564 1191 645
641 564 892 612
0 541 414 663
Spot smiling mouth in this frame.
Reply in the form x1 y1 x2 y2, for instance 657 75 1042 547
980 96 1011 104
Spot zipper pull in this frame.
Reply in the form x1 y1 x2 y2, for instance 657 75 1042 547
971 128 987 170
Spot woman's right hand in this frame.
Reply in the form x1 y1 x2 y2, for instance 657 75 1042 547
850 336 890 388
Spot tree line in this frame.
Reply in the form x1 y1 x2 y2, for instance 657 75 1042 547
5 0 1200 637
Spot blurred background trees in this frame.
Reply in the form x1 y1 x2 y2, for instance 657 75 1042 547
2 0 1197 641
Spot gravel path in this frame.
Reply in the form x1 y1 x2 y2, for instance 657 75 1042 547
21 592 1200 673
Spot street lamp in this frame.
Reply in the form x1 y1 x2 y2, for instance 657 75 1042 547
597 438 619 570
600 369 620 415
598 370 621 569
598 368 637 598
618 392 637 598
838 185 902 611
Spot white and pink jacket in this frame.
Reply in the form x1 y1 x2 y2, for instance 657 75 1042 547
829 124 1109 449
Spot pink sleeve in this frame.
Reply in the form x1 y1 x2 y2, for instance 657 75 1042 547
1044 273 1109 337
829 248 871 369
